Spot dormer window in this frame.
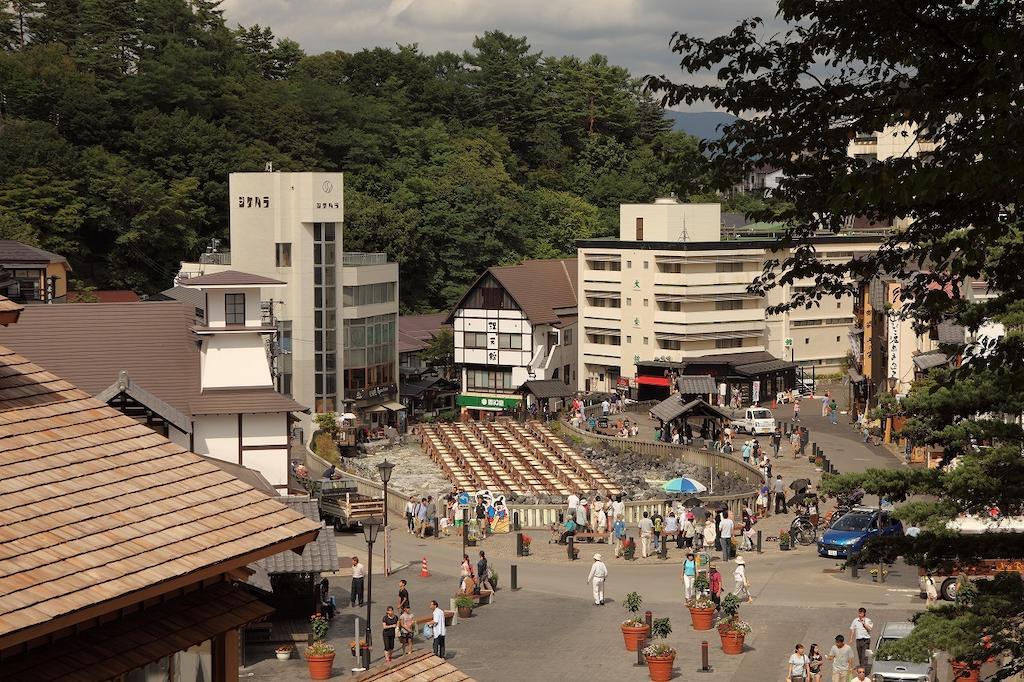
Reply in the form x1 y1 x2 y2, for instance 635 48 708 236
225 293 245 325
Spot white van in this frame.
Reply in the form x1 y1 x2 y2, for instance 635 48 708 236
731 407 776 435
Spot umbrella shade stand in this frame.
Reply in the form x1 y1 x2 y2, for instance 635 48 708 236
662 477 708 494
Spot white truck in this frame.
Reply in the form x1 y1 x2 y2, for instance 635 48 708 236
730 407 777 435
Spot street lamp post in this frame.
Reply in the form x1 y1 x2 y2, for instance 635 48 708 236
377 459 395 529
361 518 382 671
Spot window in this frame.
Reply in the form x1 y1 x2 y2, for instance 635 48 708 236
837 336 842 342
626 336 631 343
635 217 644 241
343 282 396 306
805 338 810 344
466 368 514 392
588 259 622 271
716 262 744 273
658 262 682 274
715 338 743 349
626 260 632 269
659 339 682 350
562 328 573 346
643 299 649 307
626 297 632 306
715 299 744 311
498 333 522 350
563 364 571 385
658 300 682 312
644 260 649 269
224 293 245 324
275 243 291 267
643 337 649 345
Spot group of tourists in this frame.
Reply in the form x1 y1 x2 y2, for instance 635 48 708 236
785 608 874 682
405 489 511 539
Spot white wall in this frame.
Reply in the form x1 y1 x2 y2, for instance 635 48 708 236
192 414 238 459
205 287 263 327
191 412 290 489
619 201 721 242
200 333 273 389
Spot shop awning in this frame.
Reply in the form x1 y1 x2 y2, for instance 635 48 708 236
913 350 951 371
650 397 732 423
519 379 574 399
735 359 798 375
0 583 271 682
636 375 671 386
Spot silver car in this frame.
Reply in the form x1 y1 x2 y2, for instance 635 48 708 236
868 621 933 682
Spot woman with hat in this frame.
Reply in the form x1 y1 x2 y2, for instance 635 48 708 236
586 553 608 605
733 556 752 603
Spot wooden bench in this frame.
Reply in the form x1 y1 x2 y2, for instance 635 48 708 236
413 610 455 627
455 589 493 606
564 532 612 543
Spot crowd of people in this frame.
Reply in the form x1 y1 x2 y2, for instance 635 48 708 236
784 607 875 682
404 489 511 539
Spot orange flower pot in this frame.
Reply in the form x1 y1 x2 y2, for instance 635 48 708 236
306 653 335 680
951 661 980 682
718 628 745 655
621 623 650 651
645 653 676 681
688 606 715 631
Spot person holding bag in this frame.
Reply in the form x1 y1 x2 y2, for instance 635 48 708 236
787 643 810 682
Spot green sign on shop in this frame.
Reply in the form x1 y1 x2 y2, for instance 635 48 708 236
457 394 521 409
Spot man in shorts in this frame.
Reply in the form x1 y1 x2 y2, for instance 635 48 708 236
398 604 415 656
827 634 856 682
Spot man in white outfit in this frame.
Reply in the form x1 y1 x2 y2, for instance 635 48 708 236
586 553 608 605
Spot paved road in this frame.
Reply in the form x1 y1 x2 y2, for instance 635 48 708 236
246 406 930 681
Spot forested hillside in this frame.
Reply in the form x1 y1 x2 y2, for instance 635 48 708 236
0 0 717 311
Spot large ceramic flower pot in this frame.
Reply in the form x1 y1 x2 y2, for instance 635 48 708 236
457 606 473 618
951 661 980 682
718 628 745 655
621 623 650 651
688 606 715 631
306 653 335 681
645 653 676 682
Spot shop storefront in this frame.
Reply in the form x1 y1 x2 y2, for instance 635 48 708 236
457 393 522 420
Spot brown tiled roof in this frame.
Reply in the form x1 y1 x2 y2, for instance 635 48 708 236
256 497 338 575
0 582 272 681
180 270 286 287
490 258 577 325
356 651 474 681
0 301 200 415
0 240 69 266
0 345 321 648
0 295 23 326
398 313 449 354
190 388 308 415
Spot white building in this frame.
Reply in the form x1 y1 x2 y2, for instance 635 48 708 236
448 259 578 417
180 171 402 435
577 198 883 396
0 280 305 491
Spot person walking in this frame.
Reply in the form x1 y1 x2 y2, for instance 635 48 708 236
651 510 664 552
827 635 856 682
398 604 415 656
459 554 474 593
682 512 696 549
732 556 751 602
757 483 769 518
787 643 810 682
772 426 782 456
791 429 801 458
708 564 723 610
586 553 608 605
808 643 824 682
793 398 801 423
850 607 873 669
612 515 627 557
799 427 810 457
381 606 398 663
638 511 654 558
774 475 788 514
664 511 679 547
397 579 410 612
316 578 336 620
350 556 365 607
718 510 734 562
567 491 580 520
830 397 839 425
924 572 938 607
416 498 428 538
701 512 717 551
405 497 416 533
821 391 830 417
682 552 697 600
429 600 446 658
477 551 493 592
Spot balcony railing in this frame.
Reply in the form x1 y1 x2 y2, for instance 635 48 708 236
342 252 388 266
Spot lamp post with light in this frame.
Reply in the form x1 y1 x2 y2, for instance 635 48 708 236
377 459 394 528
361 517 382 671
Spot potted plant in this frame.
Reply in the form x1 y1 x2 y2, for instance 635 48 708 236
642 617 676 682
521 534 532 555
489 568 499 591
869 567 890 582
717 593 751 654
304 614 335 680
623 537 636 560
348 640 369 656
620 591 650 651
275 644 294 661
455 595 475 618
686 572 716 631
779 530 791 551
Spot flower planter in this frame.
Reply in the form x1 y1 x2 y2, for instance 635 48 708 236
457 606 473 618
951 661 981 682
688 606 715 631
306 653 335 681
779 542 790 551
620 623 650 651
645 652 676 681
718 628 746 655
275 649 292 661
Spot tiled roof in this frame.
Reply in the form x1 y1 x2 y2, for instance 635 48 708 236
256 497 338 575
519 379 574 399
0 240 68 266
398 313 449 354
0 582 272 681
67 290 140 303
190 388 308 415
489 258 577 325
677 375 717 394
356 651 474 681
0 345 321 648
179 270 286 287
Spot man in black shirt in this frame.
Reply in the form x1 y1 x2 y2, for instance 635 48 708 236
396 579 410 612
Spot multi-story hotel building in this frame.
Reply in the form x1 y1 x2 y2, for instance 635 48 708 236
180 171 401 435
577 198 882 397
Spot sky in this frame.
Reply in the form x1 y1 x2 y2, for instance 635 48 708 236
219 0 783 111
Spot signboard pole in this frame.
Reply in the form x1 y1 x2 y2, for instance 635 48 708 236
384 527 392 576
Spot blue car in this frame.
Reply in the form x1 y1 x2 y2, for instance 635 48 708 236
817 507 903 559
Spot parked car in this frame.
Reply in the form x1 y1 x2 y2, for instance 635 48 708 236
730 407 776 435
817 507 903 559
868 621 933 681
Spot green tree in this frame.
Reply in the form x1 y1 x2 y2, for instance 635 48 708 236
647 0 1024 671
421 327 455 379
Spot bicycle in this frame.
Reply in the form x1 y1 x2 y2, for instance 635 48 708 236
790 515 818 545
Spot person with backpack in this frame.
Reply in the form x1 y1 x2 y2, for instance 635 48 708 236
787 643 810 682
829 397 839 425
651 510 664 552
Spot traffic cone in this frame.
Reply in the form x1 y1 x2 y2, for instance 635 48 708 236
420 556 431 578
